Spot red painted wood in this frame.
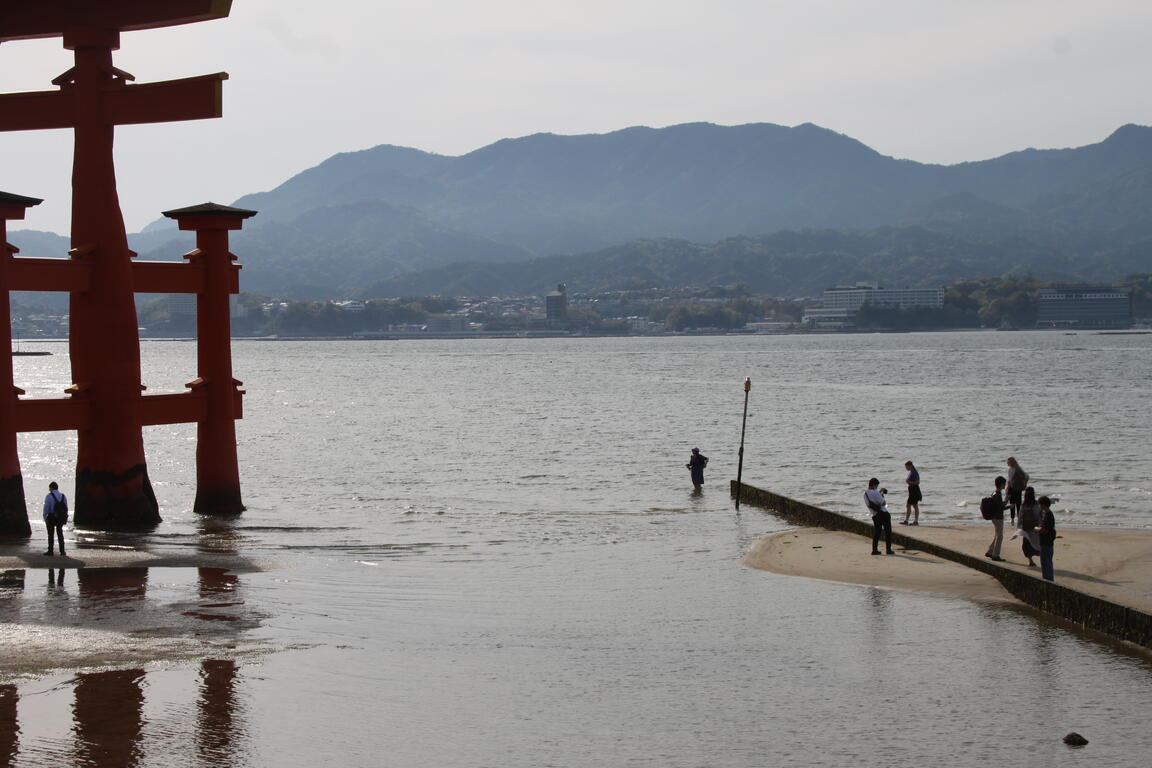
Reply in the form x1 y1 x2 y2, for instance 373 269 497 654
2 2 245 527
1 0 232 42
0 204 35 535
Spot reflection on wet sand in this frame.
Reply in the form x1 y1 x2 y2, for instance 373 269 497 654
197 518 242 556
198 660 245 767
73 669 146 767
64 660 246 768
0 557 258 765
0 645 247 766
0 570 25 626
0 509 264 765
0 684 16 767
78 567 149 603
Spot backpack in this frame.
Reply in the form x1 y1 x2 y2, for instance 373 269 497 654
50 492 68 525
979 494 1001 520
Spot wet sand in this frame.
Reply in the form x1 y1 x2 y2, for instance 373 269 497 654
0 544 273 572
0 544 277 677
742 523 1152 614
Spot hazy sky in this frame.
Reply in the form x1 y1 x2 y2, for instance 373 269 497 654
2 0 1150 235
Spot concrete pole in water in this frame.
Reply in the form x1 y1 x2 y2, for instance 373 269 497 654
735 377 751 509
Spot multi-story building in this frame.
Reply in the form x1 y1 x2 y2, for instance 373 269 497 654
1036 285 1132 329
545 283 568 323
802 282 944 328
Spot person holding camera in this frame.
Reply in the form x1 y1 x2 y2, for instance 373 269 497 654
865 477 894 555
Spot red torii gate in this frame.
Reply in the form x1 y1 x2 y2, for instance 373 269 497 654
0 1 253 535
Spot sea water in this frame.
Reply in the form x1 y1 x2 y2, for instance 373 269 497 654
2 331 1151 767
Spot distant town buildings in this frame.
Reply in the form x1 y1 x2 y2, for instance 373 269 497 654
10 278 1139 339
1036 285 1133 329
802 282 944 328
166 294 197 317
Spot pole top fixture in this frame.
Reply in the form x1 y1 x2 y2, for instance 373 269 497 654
0 191 44 221
162 202 257 219
162 202 257 232
744 377 751 392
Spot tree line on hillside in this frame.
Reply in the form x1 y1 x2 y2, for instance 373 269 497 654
359 226 1152 303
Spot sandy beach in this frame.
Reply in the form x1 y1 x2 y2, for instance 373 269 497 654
0 545 273 572
742 523 1152 614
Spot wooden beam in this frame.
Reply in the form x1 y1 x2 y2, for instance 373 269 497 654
0 90 72 132
1 0 233 42
13 397 89 432
0 74 226 133
7 258 92 292
130 261 206 294
104 73 227 126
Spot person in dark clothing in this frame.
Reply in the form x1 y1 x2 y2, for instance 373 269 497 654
1006 456 1029 526
1017 486 1041 567
1035 495 1057 581
865 477 894 555
42 481 67 557
901 460 922 525
983 475 1008 561
687 448 708 491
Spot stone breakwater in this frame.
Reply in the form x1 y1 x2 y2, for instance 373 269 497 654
732 480 1152 650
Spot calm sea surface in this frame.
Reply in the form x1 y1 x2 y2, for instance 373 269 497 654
3 331 1152 767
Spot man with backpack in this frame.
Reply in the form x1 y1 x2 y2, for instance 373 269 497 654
981 475 1007 562
42 481 68 557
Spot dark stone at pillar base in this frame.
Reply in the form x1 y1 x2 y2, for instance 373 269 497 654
193 484 245 517
0 473 31 538
73 464 161 531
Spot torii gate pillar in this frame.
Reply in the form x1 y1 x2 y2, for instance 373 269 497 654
163 203 256 516
0 192 42 537
65 27 161 529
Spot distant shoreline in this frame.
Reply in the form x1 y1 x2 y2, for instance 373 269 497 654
12 327 1149 345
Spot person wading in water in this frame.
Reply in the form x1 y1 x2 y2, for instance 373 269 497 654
687 448 709 492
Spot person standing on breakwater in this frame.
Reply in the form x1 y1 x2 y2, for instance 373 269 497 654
687 448 709 492
1015 486 1042 568
901 460 922 526
42 481 67 557
1006 457 1029 526
865 478 894 555
981 476 1008 561
1035 496 1057 581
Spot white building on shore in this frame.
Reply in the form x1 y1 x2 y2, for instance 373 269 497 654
802 282 944 328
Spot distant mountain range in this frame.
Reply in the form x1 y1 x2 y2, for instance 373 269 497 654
10 121 1152 299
